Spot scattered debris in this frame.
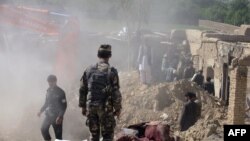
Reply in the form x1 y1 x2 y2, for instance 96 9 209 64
118 71 226 141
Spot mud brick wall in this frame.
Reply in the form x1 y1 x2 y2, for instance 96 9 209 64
199 20 239 34
228 66 248 124
204 33 250 42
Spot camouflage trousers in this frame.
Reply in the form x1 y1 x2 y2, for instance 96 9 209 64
86 105 116 141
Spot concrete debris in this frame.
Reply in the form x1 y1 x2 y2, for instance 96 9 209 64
160 113 169 121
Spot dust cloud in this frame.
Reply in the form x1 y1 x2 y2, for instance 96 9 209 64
0 0 171 140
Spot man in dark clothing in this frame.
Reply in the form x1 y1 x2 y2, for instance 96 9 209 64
193 95 202 119
38 75 67 141
191 70 204 86
183 63 195 79
79 44 122 141
179 92 199 131
203 77 215 95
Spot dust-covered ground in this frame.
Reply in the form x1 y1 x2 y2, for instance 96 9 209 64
0 69 226 141
0 65 227 141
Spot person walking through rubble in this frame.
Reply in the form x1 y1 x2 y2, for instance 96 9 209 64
179 92 199 131
191 70 204 86
138 43 153 85
79 44 122 141
203 77 215 95
38 75 67 141
161 54 176 82
165 65 176 82
183 62 195 79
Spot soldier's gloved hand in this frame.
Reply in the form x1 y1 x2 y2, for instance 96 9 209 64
56 116 63 125
82 108 87 116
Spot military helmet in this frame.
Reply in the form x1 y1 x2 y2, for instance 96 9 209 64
97 44 112 58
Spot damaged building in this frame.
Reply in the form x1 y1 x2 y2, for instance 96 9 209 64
177 21 250 124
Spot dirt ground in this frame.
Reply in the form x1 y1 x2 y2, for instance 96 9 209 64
0 71 226 141
117 71 226 141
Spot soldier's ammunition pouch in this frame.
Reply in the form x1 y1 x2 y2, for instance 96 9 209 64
103 85 114 113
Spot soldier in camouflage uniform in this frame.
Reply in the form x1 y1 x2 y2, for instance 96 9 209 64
79 44 122 141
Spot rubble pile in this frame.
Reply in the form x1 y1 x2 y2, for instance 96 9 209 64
118 71 226 141
0 71 226 141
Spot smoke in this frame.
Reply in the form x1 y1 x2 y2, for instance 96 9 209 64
0 41 50 138
0 0 173 140
0 1 84 140
0 1 130 141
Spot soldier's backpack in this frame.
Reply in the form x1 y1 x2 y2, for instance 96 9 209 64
86 63 113 104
